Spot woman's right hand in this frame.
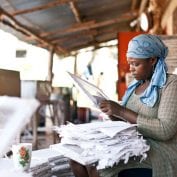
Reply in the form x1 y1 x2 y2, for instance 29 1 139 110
99 100 122 117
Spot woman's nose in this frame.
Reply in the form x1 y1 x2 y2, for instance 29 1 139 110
129 65 135 72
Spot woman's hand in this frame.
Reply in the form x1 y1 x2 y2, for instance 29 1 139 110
99 100 138 123
99 100 122 117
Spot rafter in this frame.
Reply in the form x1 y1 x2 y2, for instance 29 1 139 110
12 0 77 16
69 1 81 23
139 0 149 14
41 11 137 38
0 0 140 55
65 30 120 52
0 7 67 55
50 30 98 44
5 0 42 31
67 40 109 52
161 0 177 28
41 20 96 37
131 0 139 11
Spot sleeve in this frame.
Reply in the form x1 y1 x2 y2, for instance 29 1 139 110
137 77 177 141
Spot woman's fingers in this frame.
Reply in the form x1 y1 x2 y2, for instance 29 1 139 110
99 101 113 115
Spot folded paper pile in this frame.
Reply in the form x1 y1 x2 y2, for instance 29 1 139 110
48 155 74 177
51 121 150 170
29 161 51 177
30 148 74 177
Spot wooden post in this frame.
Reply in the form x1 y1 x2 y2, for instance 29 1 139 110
173 7 177 34
48 47 54 85
74 53 77 74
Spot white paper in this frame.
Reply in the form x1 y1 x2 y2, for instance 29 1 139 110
67 72 109 107
53 121 150 169
99 124 137 138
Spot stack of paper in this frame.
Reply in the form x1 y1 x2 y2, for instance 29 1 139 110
51 121 150 170
48 155 74 177
29 162 51 177
31 148 74 177
30 149 56 177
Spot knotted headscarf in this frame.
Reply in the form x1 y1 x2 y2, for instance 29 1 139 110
122 34 168 107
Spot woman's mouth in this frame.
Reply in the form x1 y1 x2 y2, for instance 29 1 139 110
132 74 140 80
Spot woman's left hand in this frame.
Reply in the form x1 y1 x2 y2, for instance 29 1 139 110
99 100 122 117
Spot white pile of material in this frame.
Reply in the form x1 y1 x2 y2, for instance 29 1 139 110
52 121 150 170
1 170 32 177
0 158 32 177
0 96 40 157
30 148 74 177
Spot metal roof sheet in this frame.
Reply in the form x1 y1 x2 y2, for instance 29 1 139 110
0 0 142 56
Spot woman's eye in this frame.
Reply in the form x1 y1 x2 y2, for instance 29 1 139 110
134 63 139 66
129 63 139 67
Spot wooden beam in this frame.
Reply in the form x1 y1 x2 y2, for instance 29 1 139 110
69 31 118 49
67 40 106 52
0 7 67 55
47 47 54 83
67 38 94 49
50 30 98 44
69 1 81 23
173 7 177 34
139 0 149 14
51 26 125 45
41 20 96 37
12 0 78 16
42 11 137 37
161 0 177 29
131 0 139 11
131 0 137 10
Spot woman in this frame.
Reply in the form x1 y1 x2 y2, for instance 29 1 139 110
70 34 177 177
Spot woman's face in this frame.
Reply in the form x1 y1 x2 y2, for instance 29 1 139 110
127 57 156 81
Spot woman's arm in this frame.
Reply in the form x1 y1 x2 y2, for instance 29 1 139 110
99 76 177 141
137 77 177 141
99 100 138 123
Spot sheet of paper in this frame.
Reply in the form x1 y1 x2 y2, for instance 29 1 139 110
67 72 109 107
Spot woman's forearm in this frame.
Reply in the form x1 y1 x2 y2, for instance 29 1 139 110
113 107 138 124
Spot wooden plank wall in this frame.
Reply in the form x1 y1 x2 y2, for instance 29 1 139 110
0 69 20 97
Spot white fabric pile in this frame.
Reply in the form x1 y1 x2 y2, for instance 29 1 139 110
51 121 150 170
0 96 40 157
0 158 32 177
1 171 32 177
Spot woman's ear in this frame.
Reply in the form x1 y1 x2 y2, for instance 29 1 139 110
151 57 157 65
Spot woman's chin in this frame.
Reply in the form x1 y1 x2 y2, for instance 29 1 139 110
132 75 140 80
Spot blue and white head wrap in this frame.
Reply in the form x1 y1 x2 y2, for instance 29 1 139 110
122 34 168 107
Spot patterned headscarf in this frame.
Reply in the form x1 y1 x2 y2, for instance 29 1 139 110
122 34 168 107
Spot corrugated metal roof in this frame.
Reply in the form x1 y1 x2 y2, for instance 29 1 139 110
0 0 142 56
